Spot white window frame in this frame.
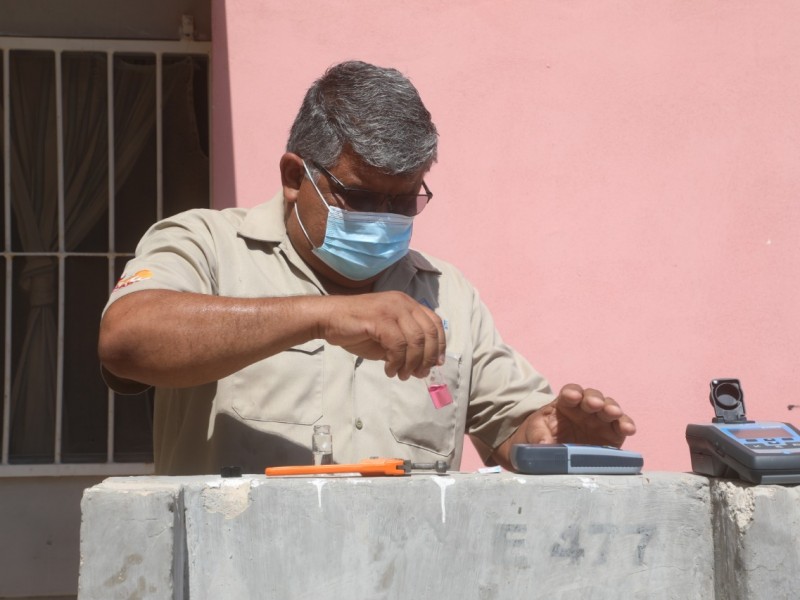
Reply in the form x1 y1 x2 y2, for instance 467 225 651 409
0 36 211 477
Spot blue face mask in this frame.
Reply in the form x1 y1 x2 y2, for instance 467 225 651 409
295 162 414 281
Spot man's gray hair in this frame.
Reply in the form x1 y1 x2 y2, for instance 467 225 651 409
287 61 438 176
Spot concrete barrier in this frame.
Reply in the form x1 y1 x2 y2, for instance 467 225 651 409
711 480 800 600
79 478 186 600
79 472 721 599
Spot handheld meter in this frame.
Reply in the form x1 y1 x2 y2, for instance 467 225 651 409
685 379 800 484
511 443 643 475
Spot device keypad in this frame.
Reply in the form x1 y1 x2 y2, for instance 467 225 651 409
744 438 800 451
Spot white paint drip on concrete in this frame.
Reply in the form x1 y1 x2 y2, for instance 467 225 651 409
431 476 455 523
579 477 599 492
310 479 327 509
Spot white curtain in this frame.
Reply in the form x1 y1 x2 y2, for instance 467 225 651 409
7 51 195 460
8 51 59 460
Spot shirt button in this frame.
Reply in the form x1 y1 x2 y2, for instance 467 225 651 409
355 418 364 430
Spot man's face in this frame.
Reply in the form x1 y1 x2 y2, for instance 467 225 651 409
282 148 426 292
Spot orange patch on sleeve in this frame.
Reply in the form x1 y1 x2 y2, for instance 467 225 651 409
113 269 153 291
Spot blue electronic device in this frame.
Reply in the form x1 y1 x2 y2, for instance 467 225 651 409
685 379 800 485
510 443 643 475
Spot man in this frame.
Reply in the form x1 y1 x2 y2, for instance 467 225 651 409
99 61 635 475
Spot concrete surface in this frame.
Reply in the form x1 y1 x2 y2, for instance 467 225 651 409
79 472 715 599
78 478 186 600
711 480 800 600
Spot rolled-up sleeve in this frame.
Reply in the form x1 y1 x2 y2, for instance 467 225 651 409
465 288 554 459
104 209 221 313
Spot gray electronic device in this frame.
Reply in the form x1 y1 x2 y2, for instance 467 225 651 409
685 378 800 484
510 443 644 475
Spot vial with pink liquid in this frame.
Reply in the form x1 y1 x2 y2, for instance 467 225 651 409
427 364 453 409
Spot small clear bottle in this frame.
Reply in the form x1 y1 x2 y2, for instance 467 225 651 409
312 424 333 465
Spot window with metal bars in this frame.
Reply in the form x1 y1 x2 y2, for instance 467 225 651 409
0 37 210 476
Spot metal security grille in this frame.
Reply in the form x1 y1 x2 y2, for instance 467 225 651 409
0 36 211 476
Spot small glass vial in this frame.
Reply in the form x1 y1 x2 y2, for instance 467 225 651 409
427 365 454 409
312 424 333 465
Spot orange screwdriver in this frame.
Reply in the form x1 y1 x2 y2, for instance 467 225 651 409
265 457 448 477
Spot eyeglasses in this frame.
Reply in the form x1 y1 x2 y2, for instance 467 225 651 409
310 161 432 217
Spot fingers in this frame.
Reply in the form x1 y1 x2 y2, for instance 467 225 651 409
553 383 636 446
382 301 444 380
557 385 622 420
323 291 445 380
410 304 447 377
613 414 637 437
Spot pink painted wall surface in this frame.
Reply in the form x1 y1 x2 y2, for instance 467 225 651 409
212 1 800 472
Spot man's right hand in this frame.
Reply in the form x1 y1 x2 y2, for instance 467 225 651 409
319 291 446 380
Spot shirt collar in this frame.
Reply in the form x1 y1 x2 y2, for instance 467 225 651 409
370 248 437 293
237 191 287 243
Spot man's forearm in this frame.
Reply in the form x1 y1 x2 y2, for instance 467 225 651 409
98 289 326 388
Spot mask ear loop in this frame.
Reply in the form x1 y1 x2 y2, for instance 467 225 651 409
295 161 332 249
293 203 317 249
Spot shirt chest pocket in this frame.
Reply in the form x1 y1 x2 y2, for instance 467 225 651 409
389 352 464 457
231 340 324 425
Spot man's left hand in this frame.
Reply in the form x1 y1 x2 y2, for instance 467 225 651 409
493 384 636 470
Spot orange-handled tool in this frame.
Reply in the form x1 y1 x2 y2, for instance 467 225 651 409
265 457 448 477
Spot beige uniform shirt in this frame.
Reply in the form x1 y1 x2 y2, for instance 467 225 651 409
105 193 553 475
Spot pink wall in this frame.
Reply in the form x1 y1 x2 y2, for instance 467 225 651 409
212 1 800 472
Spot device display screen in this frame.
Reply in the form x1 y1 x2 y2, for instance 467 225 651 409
731 427 791 439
